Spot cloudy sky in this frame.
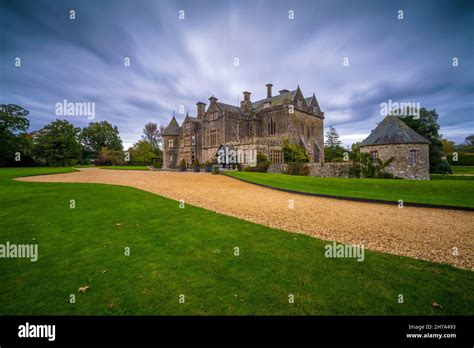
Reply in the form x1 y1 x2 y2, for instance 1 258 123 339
1 0 473 148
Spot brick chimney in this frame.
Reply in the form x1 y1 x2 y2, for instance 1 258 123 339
241 91 251 111
196 102 206 119
266 83 273 98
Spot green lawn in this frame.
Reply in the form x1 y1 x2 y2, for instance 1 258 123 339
451 166 474 175
431 174 474 181
0 167 473 315
225 172 474 209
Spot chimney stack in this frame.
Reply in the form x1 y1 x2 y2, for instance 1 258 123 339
196 102 206 119
266 83 273 98
241 91 252 111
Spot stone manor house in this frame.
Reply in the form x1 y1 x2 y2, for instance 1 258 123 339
162 83 430 179
163 84 324 168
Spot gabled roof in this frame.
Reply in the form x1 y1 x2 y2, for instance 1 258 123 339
184 114 201 123
162 116 180 136
252 89 297 109
360 115 430 147
216 101 243 115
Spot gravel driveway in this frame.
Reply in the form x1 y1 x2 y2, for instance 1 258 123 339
17 168 474 270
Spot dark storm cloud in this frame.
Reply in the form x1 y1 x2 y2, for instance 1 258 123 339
1 0 473 147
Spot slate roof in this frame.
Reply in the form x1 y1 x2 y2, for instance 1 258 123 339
360 115 430 147
162 116 180 136
252 89 297 109
216 102 243 114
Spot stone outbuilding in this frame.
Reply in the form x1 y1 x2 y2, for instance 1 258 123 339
360 115 430 180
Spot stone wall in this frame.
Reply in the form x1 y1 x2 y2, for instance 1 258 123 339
306 163 350 178
267 162 350 177
360 143 429 180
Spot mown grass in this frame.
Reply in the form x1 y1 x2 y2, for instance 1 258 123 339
451 166 474 175
225 172 474 208
0 167 472 315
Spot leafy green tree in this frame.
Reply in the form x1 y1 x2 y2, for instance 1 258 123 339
441 139 455 156
128 140 156 164
464 135 474 147
33 120 82 166
95 148 125 166
324 126 345 162
399 108 451 174
81 121 123 157
0 104 32 166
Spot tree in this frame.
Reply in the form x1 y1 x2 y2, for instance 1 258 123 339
324 126 345 162
33 120 82 166
94 148 125 166
464 135 474 147
128 140 156 164
80 121 123 157
441 139 455 156
399 108 451 174
142 122 162 151
0 104 32 166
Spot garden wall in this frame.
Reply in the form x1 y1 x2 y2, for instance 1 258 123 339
267 162 350 178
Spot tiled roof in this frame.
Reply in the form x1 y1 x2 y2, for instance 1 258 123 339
216 102 243 115
360 115 430 146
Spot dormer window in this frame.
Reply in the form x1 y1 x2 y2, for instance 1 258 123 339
297 99 303 108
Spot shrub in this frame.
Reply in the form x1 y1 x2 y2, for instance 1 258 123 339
244 152 271 173
347 151 394 179
282 139 309 163
95 148 125 166
448 152 474 166
193 159 200 172
179 159 187 172
211 165 219 174
286 161 309 176
204 161 212 172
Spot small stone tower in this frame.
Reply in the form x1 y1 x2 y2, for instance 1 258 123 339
162 116 180 169
360 115 430 180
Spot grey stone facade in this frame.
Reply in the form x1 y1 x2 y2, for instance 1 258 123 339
359 115 430 180
360 143 430 180
163 84 325 168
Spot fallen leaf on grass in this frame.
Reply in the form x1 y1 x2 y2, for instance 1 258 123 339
78 286 91 293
